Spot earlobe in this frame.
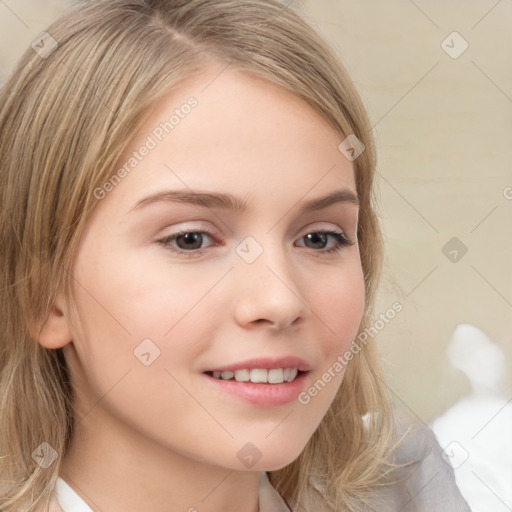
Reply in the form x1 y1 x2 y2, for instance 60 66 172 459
33 296 73 349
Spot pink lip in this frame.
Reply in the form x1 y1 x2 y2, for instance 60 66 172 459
204 356 311 373
202 371 309 407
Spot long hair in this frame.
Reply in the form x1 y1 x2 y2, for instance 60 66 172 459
0 1 395 510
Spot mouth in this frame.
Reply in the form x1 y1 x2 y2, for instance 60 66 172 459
201 356 312 406
203 368 307 384
202 368 310 407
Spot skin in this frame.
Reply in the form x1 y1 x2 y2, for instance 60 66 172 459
39 65 365 512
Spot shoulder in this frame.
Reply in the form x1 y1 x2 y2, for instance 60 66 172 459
302 417 472 512
366 419 472 511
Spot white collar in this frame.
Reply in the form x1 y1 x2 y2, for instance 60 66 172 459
54 477 93 512
54 472 290 512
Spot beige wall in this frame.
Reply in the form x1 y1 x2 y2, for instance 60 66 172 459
300 0 512 423
1 0 510 424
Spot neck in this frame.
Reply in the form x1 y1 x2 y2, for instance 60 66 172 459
60 405 260 512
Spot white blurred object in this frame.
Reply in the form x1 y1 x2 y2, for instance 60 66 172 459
431 324 512 512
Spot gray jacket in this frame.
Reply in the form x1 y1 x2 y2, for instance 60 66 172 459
260 423 472 511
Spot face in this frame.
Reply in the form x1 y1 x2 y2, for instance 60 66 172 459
63 66 365 472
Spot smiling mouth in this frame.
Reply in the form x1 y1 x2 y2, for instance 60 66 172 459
204 368 307 384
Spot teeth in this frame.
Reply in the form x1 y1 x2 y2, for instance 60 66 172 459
267 369 284 384
234 369 250 382
211 368 300 384
287 369 298 382
250 368 268 383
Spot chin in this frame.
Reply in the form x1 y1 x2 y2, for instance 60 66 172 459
242 444 306 472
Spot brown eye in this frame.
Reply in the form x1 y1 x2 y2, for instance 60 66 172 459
174 232 205 250
158 230 217 256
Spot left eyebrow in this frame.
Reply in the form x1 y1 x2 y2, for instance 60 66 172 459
299 189 359 212
127 188 359 214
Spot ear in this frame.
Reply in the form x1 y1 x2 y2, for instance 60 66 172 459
33 294 73 349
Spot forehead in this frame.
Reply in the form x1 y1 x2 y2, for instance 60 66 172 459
100 66 357 212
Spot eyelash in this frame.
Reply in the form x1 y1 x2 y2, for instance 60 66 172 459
157 229 355 258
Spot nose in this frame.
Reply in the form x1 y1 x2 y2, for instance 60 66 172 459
232 242 308 331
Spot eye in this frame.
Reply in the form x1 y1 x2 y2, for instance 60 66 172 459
157 228 355 258
157 230 218 257
296 230 355 255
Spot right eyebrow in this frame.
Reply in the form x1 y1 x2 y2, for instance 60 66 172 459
128 189 248 213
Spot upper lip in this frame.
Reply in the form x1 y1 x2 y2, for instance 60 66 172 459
204 356 311 373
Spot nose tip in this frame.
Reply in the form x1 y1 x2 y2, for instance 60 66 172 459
232 245 307 330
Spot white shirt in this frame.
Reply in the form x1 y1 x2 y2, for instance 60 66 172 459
54 477 93 512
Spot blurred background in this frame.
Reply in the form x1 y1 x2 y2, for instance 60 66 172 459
1 1 511 510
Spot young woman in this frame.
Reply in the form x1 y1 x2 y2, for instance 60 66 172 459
0 1 470 511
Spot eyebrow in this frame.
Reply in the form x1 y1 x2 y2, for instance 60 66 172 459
128 188 359 214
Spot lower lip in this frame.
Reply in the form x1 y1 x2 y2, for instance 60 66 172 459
202 372 309 407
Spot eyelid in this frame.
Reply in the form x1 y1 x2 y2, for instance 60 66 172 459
158 221 219 238
297 220 355 238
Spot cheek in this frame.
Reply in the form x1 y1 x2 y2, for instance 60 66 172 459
297 257 365 409
72 230 184 331
295 262 365 427
67 244 224 377
310 257 366 354
66 253 216 435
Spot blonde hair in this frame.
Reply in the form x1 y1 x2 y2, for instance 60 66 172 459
0 1 395 510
